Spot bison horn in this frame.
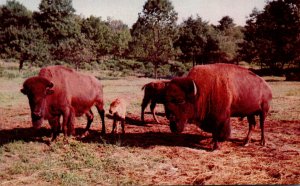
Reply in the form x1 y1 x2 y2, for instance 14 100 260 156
192 80 197 96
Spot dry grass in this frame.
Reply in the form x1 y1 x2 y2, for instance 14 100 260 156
0 62 299 185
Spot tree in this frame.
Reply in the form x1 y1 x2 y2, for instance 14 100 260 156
0 0 50 69
129 0 178 78
37 0 78 44
36 0 89 67
53 35 94 70
215 16 244 62
175 16 221 66
217 16 235 31
239 0 300 71
107 18 131 58
81 15 112 59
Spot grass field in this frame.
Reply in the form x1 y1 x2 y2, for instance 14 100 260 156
0 62 299 185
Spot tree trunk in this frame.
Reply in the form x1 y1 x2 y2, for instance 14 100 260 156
192 56 195 67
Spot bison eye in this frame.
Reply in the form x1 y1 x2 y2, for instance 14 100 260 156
176 99 186 104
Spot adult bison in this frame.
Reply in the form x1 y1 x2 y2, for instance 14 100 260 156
21 66 105 140
164 63 272 150
141 81 169 124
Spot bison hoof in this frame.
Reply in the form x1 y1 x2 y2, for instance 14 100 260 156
80 131 90 138
243 139 250 146
212 143 220 151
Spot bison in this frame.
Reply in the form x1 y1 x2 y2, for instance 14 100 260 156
21 65 105 140
109 98 127 134
164 63 272 150
141 81 169 124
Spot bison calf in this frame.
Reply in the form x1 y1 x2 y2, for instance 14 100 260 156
141 81 169 124
109 98 127 134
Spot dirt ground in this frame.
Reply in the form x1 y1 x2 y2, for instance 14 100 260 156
0 75 299 185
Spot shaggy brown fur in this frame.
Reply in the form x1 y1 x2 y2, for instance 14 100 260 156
21 66 105 140
165 63 272 150
141 81 169 123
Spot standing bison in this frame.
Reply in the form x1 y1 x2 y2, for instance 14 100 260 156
141 81 169 124
21 66 105 140
164 63 272 150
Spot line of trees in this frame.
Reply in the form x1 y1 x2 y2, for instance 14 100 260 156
0 0 299 77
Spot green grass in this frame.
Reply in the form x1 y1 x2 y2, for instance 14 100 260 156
267 81 300 121
0 139 172 185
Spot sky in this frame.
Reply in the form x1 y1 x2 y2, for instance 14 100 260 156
0 0 267 26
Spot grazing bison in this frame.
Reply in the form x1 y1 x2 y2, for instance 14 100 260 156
109 98 127 134
164 63 272 150
21 66 105 140
141 81 169 124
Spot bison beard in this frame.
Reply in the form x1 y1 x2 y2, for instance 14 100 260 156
165 63 272 150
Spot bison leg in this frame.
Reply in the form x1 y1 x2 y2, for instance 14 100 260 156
49 116 60 141
121 119 125 134
212 117 231 151
62 107 75 137
164 105 170 119
111 119 117 134
96 104 106 135
244 115 256 146
141 96 151 124
67 108 75 136
259 112 266 146
62 109 70 137
150 101 159 123
81 110 94 138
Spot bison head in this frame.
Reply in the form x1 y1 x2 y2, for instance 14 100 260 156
165 78 198 133
21 77 54 129
109 99 120 115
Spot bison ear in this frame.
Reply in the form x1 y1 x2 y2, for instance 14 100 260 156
20 88 27 95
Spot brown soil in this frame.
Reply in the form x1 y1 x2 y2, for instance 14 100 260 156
0 105 299 185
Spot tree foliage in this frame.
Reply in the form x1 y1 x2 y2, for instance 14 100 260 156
215 16 244 62
239 0 300 71
37 0 78 44
0 0 50 69
129 0 178 78
0 0 299 76
175 16 222 66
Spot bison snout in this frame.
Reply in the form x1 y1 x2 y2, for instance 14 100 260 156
170 120 185 133
170 121 178 133
32 111 42 120
32 118 43 129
